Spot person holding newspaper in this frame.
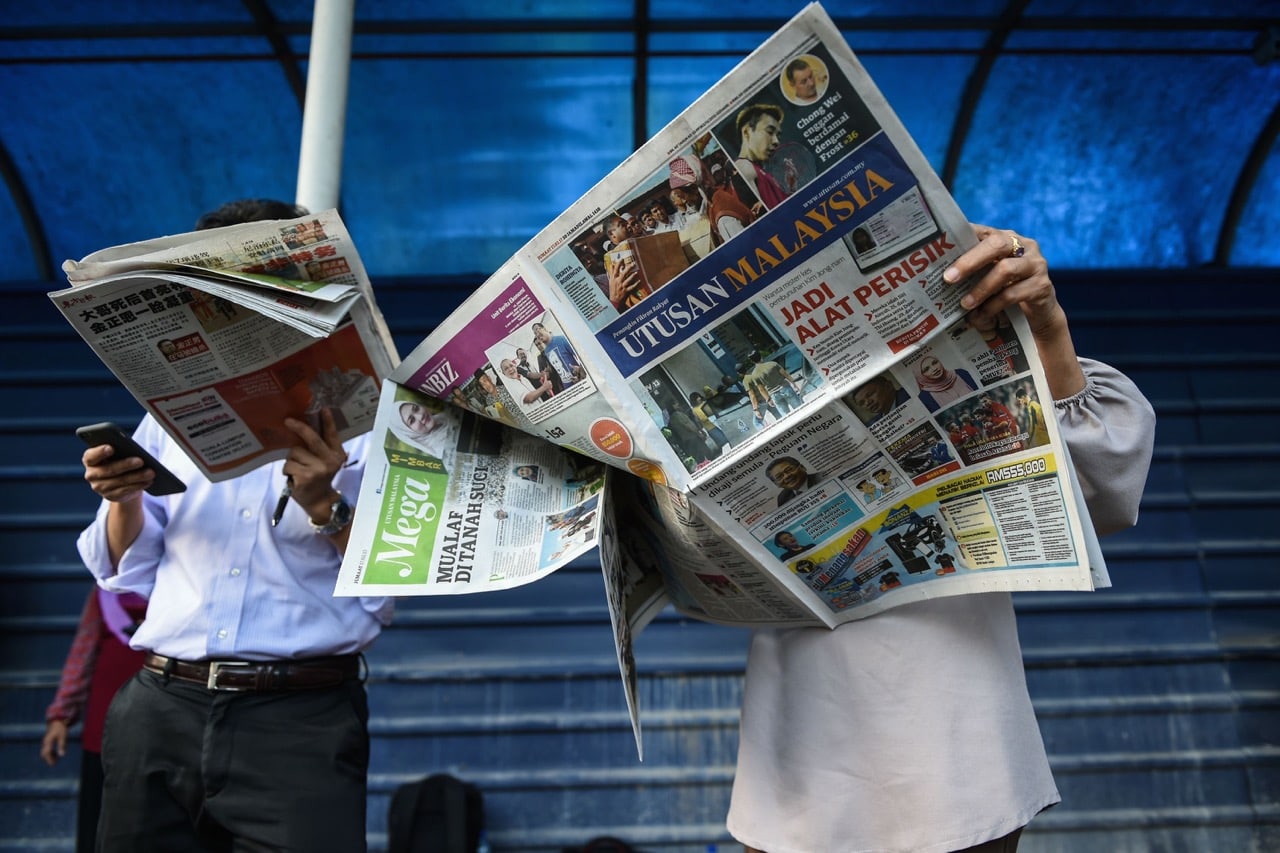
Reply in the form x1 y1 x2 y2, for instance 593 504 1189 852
727 225 1156 853
75 199 392 853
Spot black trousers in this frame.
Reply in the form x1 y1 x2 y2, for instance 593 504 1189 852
96 668 370 852
76 749 104 853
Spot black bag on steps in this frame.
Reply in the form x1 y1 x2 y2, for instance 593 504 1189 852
387 773 485 853
561 837 644 853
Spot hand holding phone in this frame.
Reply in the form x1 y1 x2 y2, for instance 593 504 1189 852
76 422 187 496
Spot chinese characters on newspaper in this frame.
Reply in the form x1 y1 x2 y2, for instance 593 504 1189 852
52 210 397 480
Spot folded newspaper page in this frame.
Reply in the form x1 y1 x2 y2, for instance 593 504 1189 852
52 210 398 480
335 380 608 596
343 0 1099 607
334 2 1106 754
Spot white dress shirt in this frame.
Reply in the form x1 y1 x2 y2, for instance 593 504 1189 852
78 416 392 661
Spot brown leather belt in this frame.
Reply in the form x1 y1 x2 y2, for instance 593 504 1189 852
143 652 361 692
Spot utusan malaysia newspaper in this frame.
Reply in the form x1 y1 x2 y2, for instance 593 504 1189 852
341 1 1103 604
51 209 398 480
333 4 1109 752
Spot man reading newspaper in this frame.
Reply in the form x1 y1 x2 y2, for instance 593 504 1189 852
75 199 392 852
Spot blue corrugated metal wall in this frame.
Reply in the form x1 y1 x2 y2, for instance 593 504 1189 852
1 270 1278 851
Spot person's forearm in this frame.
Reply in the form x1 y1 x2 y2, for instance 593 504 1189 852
46 593 101 722
326 527 351 555
1031 305 1087 401
105 497 145 568
297 487 353 556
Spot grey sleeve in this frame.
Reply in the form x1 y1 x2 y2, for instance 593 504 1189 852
1053 358 1157 536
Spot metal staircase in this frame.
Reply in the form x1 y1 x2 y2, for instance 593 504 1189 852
1 271 1276 851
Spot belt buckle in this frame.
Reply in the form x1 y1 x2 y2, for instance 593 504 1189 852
206 660 254 691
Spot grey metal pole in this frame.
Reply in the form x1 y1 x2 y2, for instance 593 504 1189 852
295 0 354 213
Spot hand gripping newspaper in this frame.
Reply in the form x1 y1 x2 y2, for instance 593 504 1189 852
52 209 398 480
337 3 1110 753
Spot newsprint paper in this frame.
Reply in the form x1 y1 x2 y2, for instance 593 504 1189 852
336 3 1107 753
52 209 398 480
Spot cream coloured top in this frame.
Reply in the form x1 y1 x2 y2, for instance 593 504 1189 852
727 359 1157 853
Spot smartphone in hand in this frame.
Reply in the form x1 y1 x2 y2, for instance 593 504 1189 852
75 422 187 496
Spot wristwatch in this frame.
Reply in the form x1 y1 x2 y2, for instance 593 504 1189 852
310 491 355 536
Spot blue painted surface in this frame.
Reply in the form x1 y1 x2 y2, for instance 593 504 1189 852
1 7 1279 281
